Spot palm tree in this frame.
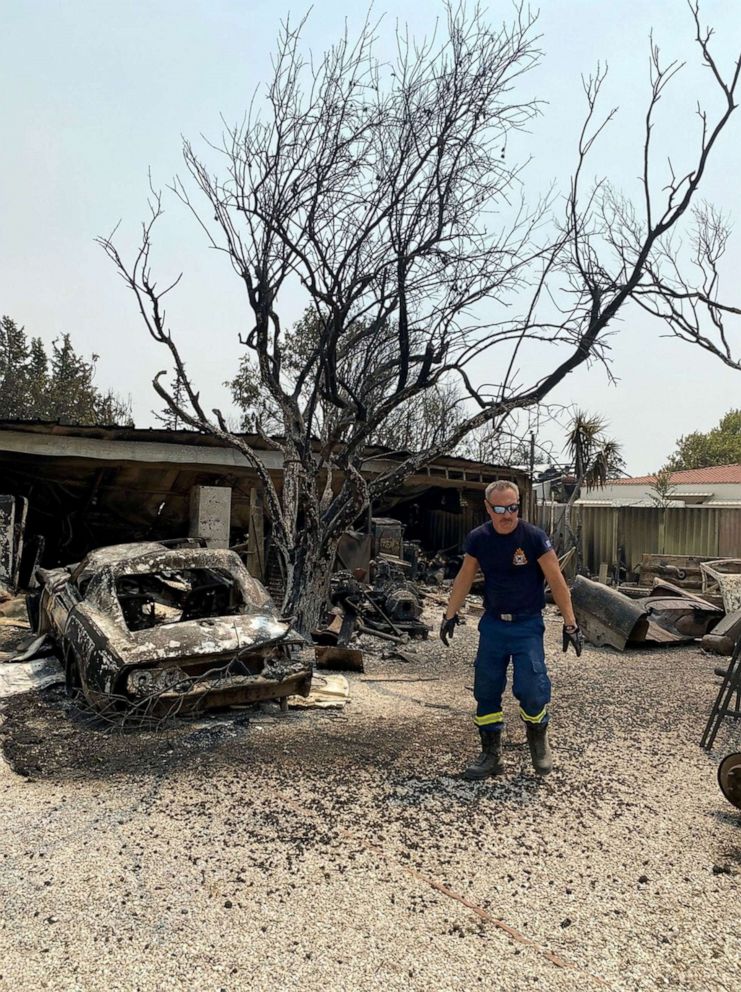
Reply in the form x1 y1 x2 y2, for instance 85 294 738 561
562 410 624 567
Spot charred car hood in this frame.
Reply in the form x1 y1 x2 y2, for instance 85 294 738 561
118 613 294 666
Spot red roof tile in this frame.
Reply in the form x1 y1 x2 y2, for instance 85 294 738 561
612 464 741 485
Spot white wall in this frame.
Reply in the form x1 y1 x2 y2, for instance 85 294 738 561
580 482 741 506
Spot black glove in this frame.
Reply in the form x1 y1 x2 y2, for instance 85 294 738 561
562 624 584 657
440 613 462 646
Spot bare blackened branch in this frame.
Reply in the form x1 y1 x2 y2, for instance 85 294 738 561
97 200 291 550
100 1 740 633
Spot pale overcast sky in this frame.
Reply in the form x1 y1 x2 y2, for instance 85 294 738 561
1 0 740 474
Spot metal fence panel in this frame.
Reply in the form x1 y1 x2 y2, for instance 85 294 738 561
534 503 741 576
582 506 730 574
619 507 660 573
661 507 720 558
580 505 617 575
718 510 741 557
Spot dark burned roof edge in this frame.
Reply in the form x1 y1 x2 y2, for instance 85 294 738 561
0 418 526 476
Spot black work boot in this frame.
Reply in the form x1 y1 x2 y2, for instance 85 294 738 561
463 730 504 780
525 723 552 775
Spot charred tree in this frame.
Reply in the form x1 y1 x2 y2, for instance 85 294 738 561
100 2 740 635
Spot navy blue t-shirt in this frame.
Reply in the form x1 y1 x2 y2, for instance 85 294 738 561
463 520 553 615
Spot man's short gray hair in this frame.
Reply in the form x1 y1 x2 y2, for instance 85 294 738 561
485 480 520 502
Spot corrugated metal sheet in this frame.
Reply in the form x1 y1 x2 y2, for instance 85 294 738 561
620 507 659 572
579 505 616 573
661 507 719 558
533 502 741 575
425 506 483 553
718 510 741 557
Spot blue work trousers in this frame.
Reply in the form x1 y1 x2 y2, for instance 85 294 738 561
473 613 551 733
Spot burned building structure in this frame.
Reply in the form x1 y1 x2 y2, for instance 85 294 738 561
0 421 529 588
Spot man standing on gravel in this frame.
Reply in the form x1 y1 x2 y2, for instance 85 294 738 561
441 480 583 779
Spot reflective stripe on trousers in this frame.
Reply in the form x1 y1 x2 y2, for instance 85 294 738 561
473 613 551 731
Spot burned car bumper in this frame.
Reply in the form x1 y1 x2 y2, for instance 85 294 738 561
104 664 313 716
84 646 315 715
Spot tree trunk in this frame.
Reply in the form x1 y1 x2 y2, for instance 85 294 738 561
277 446 368 637
282 527 338 638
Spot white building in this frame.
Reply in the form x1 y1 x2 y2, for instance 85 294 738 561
581 464 741 507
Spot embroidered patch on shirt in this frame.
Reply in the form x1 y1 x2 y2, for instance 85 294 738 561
512 548 528 566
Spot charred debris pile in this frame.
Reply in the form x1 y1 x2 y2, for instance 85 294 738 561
6 489 741 719
310 548 464 673
570 553 741 656
1 501 467 720
312 563 430 673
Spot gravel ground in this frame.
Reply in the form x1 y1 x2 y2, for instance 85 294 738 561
1 597 739 992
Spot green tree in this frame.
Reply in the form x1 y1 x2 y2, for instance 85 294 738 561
0 316 32 418
0 316 132 425
27 336 50 419
563 410 624 564
665 410 741 470
566 411 624 490
649 467 678 507
46 334 97 421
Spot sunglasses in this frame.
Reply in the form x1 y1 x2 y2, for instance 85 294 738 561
487 501 520 515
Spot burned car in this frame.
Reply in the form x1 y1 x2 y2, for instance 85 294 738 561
27 541 312 714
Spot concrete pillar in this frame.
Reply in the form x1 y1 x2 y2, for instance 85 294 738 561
189 485 232 548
